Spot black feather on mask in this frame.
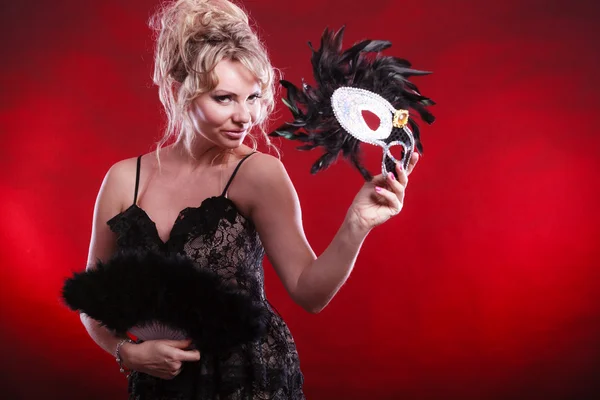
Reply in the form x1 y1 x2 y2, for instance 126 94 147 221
270 26 435 181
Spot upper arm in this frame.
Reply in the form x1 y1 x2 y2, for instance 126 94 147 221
86 159 136 269
243 154 316 303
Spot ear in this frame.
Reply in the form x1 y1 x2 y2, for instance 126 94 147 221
170 59 188 84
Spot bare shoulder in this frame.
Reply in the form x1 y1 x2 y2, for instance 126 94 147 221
106 156 138 181
232 152 295 216
98 156 141 214
239 151 288 185
87 156 141 267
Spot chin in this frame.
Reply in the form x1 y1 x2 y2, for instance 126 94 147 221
223 136 245 146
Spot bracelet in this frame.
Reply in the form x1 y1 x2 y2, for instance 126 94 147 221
115 338 134 378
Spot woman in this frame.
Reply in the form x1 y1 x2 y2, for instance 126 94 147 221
80 0 419 398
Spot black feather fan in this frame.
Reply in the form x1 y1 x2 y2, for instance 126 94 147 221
270 26 435 181
62 250 269 354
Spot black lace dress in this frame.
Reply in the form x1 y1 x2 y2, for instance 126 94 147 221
106 154 305 399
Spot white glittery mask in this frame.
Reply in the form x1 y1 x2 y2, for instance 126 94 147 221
331 87 414 177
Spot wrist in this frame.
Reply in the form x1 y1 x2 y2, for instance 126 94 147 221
343 210 372 239
115 338 136 376
341 212 372 244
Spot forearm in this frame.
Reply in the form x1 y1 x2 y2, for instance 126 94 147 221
80 313 128 357
294 214 370 313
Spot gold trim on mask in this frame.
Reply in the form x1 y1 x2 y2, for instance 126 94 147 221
392 109 409 128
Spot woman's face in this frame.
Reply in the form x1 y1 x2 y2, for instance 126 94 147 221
189 59 262 149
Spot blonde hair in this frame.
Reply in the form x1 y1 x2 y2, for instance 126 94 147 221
149 0 279 159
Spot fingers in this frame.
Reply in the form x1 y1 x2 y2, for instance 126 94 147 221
166 364 183 380
373 184 402 212
145 357 183 380
156 364 183 380
393 161 408 187
391 164 408 191
136 340 199 381
406 152 419 176
163 339 193 349
371 161 411 212
162 350 199 380
176 348 201 362
163 338 200 361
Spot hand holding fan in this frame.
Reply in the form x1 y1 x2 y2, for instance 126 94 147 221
62 250 268 353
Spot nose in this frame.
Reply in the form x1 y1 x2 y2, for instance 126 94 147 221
232 102 251 125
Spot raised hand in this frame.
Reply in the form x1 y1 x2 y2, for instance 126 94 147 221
346 152 419 232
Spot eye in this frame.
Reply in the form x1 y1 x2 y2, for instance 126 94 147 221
213 95 233 103
248 93 262 103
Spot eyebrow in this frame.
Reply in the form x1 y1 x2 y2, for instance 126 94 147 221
212 89 261 96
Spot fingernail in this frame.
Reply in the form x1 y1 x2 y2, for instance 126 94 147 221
388 172 395 181
375 186 383 193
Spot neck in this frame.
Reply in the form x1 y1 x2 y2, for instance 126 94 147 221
170 137 233 170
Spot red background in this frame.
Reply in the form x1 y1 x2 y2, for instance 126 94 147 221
1 0 599 399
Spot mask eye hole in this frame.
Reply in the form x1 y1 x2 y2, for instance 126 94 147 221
331 87 393 142
388 143 405 163
361 110 381 131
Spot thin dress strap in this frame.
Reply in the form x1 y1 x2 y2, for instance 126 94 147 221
221 152 256 197
133 155 142 205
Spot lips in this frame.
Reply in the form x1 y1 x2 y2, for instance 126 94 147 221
222 130 246 140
